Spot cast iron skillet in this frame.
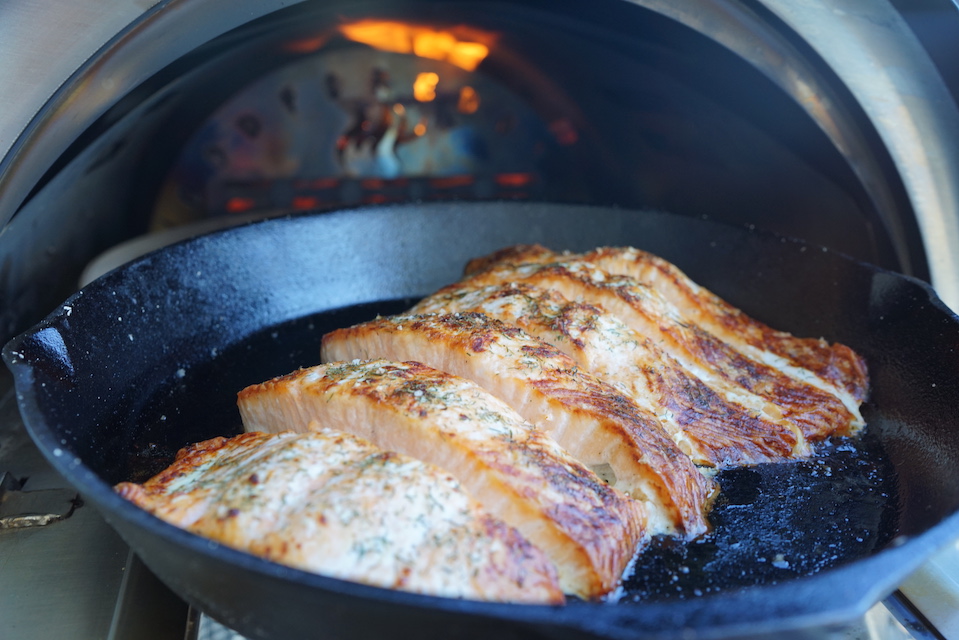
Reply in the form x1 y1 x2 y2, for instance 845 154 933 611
6 203 959 640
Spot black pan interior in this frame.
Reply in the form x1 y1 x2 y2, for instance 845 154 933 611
6 202 959 639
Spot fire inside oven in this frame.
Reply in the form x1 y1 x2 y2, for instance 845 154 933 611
152 19 569 229
155 22 556 225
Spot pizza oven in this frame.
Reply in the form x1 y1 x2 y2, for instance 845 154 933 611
1 1 958 638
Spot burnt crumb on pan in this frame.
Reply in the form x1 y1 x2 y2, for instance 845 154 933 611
620 433 898 601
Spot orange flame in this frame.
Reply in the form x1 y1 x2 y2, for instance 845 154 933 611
413 72 440 102
338 20 492 71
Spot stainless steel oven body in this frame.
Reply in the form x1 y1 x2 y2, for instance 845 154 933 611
1 1 958 638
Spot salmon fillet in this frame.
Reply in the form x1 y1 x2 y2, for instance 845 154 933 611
237 360 647 599
463 244 557 277
115 429 565 604
460 254 863 444
321 312 716 538
579 246 869 405
410 283 807 467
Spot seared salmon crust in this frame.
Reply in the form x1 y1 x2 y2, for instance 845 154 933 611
238 359 647 599
454 246 866 448
116 429 565 603
411 282 807 467
322 311 716 539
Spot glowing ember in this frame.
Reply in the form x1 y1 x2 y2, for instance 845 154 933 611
458 86 480 114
